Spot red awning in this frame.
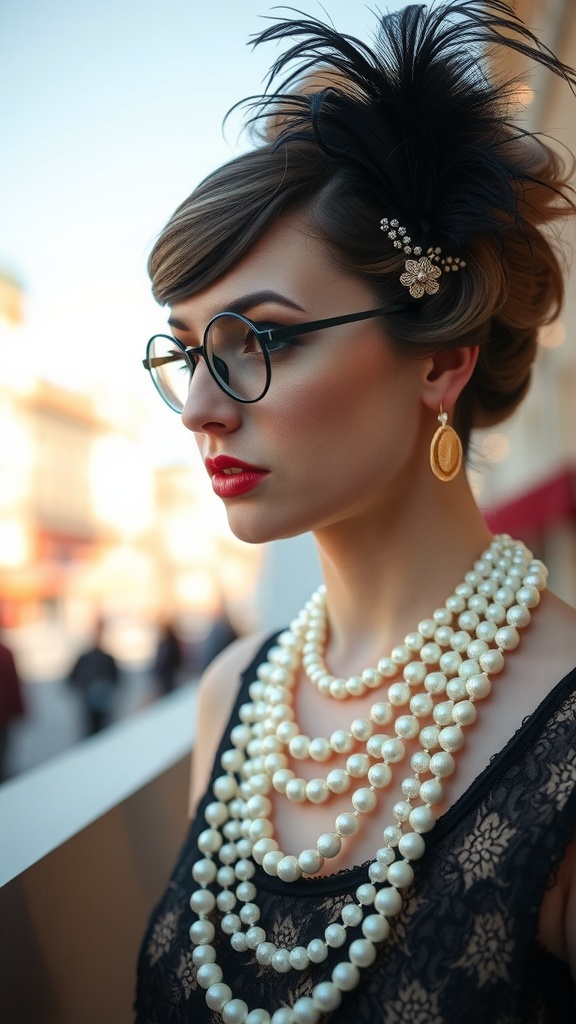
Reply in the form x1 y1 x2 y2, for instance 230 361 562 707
483 468 576 535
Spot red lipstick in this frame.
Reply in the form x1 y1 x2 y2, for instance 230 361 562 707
205 455 270 498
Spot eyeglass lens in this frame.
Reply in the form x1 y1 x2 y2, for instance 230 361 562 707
147 313 269 411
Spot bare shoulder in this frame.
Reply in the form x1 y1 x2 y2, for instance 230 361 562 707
188 630 272 814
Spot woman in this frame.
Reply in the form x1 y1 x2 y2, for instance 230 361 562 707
135 2 576 1021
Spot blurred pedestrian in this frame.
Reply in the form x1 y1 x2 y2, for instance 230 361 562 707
68 619 120 735
0 638 26 781
153 621 182 695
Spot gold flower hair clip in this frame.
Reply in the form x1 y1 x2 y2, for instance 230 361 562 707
380 217 466 299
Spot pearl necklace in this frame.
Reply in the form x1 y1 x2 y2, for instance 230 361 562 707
189 537 546 1024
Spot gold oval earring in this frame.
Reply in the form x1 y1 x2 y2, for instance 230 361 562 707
430 404 462 482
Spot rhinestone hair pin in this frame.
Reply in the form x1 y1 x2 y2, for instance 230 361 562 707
380 217 466 299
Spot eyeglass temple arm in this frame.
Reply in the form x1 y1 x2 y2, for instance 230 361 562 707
259 303 407 342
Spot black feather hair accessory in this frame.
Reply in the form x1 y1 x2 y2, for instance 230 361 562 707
242 1 576 297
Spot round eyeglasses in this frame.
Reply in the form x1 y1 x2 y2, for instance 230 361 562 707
143 305 405 412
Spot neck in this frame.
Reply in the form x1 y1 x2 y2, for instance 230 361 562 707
312 472 492 676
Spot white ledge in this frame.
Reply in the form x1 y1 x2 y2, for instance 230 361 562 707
0 684 196 887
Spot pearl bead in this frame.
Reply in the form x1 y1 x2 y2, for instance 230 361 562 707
206 984 234 1012
222 1000 249 1024
341 903 363 927
403 661 427 685
401 776 420 799
351 717 373 741
433 700 454 726
377 656 397 676
332 961 360 991
494 625 520 650
285 779 307 803
381 738 405 762
289 735 310 759
362 668 383 689
366 734 388 757
485 602 506 624
439 651 462 674
305 778 329 803
221 913 242 935
409 805 436 833
376 846 395 865
193 944 217 966
192 858 217 885
271 1008 295 1024
252 838 278 864
429 750 455 776
452 699 477 725
419 779 444 804
271 948 292 973
190 889 216 914
388 682 411 705
325 923 347 947
392 643 410 665
231 932 249 952
398 831 426 860
479 649 505 674
405 630 424 651
410 693 433 717
370 701 393 725
356 882 377 904
368 763 392 788
393 800 411 821
245 926 267 949
420 642 442 665
256 941 276 965
289 946 310 970
419 725 440 750
362 913 390 942
410 751 430 773
189 920 216 944
387 860 414 888
516 584 540 608
308 737 331 761
507 604 531 628
249 818 274 841
329 729 354 753
198 828 222 854
299 848 324 874
418 617 437 637
317 832 342 858
475 620 498 642
307 938 328 963
216 866 236 888
424 671 447 694
272 768 295 793
352 787 377 813
346 753 370 777
458 658 481 680
327 768 350 793
312 981 342 1012
433 607 452 626
445 677 467 701
330 678 348 700
465 673 491 699
349 939 377 967
277 856 302 882
246 1011 271 1024
439 725 465 752
395 715 419 739
292 996 320 1024
336 812 360 837
196 963 223 989
374 886 403 916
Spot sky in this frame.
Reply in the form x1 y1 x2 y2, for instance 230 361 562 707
0 0 407 461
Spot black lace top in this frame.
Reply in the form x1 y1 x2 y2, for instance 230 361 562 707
135 635 576 1023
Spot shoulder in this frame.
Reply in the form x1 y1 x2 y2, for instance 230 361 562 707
189 630 277 813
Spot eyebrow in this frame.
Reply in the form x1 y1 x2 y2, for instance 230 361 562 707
167 290 306 332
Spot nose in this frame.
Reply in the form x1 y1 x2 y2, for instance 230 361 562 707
181 357 242 436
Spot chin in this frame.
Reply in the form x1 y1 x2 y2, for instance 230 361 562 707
225 509 305 546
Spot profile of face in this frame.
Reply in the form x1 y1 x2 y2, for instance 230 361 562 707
167 215 444 545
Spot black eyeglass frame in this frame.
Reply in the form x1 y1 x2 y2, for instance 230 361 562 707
143 303 406 410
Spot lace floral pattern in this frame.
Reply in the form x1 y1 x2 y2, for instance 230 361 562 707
134 645 576 1024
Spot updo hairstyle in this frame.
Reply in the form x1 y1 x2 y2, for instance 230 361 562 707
149 2 576 453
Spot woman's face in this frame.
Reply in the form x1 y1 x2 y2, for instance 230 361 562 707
169 215 431 544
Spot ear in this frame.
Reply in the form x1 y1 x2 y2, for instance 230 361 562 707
421 345 479 413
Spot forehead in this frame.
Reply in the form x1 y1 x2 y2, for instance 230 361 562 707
169 215 374 324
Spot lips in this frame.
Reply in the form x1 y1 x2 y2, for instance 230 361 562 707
205 455 270 498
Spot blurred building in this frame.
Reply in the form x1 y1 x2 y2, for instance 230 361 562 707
0 272 260 679
473 0 576 603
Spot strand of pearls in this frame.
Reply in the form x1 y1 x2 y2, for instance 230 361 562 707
188 537 547 1024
